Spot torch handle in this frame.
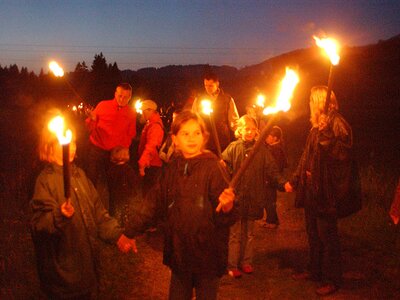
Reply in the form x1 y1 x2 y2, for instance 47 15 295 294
209 114 223 159
62 144 71 202
324 65 335 113
229 116 275 189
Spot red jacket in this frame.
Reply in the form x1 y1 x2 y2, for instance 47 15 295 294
138 112 164 168
86 99 136 150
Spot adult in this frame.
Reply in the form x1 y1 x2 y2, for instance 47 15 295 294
192 72 239 154
85 83 136 210
137 100 164 195
291 86 360 296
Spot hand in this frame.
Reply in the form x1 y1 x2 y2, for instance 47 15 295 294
390 213 399 225
139 166 146 177
284 182 293 193
216 188 235 213
61 200 75 218
117 234 138 253
318 114 328 131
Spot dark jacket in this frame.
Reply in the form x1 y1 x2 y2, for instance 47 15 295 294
222 139 287 220
31 163 123 298
293 110 361 218
125 151 237 277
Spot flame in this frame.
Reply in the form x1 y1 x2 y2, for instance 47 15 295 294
49 61 65 77
134 99 142 114
256 94 265 107
200 99 213 115
48 116 72 145
263 68 299 116
313 36 340 66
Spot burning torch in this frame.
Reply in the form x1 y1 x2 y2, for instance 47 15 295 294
313 36 341 112
49 61 91 114
200 99 223 159
48 115 73 204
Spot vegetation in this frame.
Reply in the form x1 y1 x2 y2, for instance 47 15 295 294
0 34 399 298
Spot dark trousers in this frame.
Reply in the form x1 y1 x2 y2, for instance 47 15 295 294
169 271 220 300
265 187 279 224
304 206 343 286
85 143 111 209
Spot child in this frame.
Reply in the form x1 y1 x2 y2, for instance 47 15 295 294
222 115 291 278
125 110 236 300
264 125 288 229
30 111 136 299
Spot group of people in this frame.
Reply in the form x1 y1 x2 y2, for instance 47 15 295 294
30 73 360 299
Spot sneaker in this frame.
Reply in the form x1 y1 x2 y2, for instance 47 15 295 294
263 223 278 229
228 269 242 278
291 271 321 282
315 283 338 296
241 265 254 274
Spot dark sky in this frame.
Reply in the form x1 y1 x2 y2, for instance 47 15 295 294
0 0 399 73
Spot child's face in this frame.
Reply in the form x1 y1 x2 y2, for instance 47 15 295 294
52 141 77 165
266 134 278 145
172 119 204 158
240 121 257 142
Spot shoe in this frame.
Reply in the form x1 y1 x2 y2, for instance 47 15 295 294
315 283 338 296
291 271 320 282
263 223 278 229
241 265 254 274
228 269 242 278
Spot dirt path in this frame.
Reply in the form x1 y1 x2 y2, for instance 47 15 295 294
96 192 400 299
3 191 399 299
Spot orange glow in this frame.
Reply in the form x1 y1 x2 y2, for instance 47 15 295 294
200 99 213 115
313 36 340 65
48 116 72 145
134 99 142 114
256 94 265 107
49 61 65 77
263 68 299 116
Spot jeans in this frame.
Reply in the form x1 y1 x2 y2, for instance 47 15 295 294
228 218 255 269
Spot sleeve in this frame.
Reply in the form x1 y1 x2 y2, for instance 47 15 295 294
85 103 100 133
209 161 238 227
138 122 164 167
228 98 239 131
88 177 123 243
30 174 71 236
264 148 287 190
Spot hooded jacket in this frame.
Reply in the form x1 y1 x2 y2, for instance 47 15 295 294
126 151 237 277
30 163 123 298
292 110 361 218
222 139 287 220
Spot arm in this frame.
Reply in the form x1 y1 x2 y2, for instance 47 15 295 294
31 174 72 235
138 123 164 174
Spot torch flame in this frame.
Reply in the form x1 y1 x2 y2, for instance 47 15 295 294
313 36 340 66
200 99 213 115
256 94 265 107
263 68 299 116
48 116 72 145
134 99 143 114
49 61 65 77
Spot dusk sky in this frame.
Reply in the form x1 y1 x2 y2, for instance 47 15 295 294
0 0 399 74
